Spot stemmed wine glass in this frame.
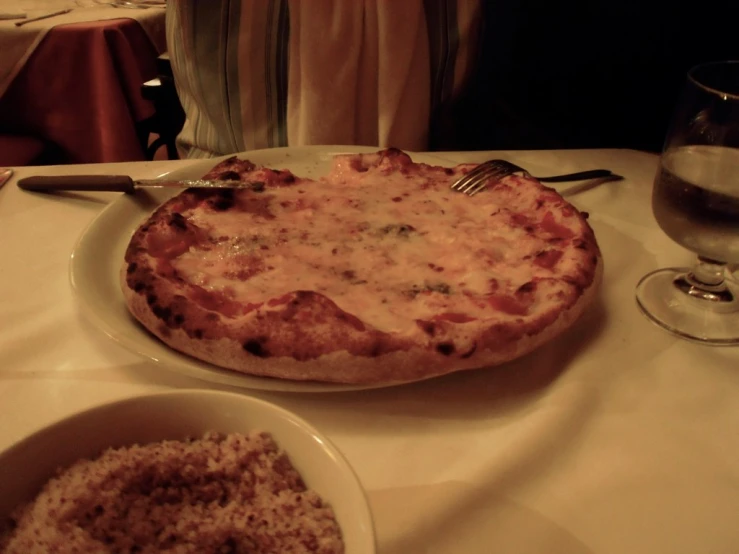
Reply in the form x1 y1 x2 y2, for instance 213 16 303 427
636 60 739 344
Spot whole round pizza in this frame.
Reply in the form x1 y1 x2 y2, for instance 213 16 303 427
121 149 602 384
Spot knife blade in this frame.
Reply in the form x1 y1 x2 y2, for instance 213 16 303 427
17 175 254 194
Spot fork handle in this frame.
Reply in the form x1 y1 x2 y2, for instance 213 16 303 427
537 169 613 183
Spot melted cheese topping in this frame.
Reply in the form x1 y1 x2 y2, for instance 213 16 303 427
170 154 591 333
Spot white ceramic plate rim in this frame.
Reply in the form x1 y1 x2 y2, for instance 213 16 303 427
69 146 456 393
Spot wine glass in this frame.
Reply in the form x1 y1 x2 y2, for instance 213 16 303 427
636 60 739 344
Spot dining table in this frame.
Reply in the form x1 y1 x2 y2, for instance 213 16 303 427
1 147 738 554
0 0 166 165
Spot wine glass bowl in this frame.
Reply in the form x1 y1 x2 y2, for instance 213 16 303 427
636 60 739 344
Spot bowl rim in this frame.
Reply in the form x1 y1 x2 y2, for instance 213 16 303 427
0 388 376 553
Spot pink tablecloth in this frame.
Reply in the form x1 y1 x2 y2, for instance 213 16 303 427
0 17 163 164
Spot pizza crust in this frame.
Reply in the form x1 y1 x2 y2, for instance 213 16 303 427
120 256 602 385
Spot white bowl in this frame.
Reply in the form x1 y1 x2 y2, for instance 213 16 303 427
0 390 375 553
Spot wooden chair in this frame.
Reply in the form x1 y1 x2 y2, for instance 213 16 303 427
138 53 185 161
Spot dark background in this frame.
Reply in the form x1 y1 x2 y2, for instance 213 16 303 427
439 0 739 152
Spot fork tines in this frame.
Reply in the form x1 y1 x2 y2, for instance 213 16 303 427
450 161 517 196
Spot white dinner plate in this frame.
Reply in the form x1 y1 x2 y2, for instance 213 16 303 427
70 146 456 393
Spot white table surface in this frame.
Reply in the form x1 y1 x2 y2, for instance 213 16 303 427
1 149 738 554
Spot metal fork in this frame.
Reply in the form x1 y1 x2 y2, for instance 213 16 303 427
451 160 616 196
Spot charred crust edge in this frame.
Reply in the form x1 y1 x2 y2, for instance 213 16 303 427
436 342 455 356
243 338 270 358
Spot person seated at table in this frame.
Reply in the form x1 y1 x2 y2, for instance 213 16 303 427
165 0 482 158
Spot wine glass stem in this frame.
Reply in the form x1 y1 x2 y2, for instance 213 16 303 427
675 257 734 303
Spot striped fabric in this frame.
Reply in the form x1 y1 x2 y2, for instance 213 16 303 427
166 0 481 158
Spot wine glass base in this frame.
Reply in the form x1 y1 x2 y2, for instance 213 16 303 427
635 267 739 345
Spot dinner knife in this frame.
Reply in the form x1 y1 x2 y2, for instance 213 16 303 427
14 8 72 27
17 175 252 194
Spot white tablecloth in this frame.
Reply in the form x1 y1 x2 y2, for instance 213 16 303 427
1 149 738 554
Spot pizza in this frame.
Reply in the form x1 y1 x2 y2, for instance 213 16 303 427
121 148 602 385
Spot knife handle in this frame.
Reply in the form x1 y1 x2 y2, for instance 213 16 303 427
17 175 135 194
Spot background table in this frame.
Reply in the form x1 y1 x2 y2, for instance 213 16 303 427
0 1 166 164
1 149 738 554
